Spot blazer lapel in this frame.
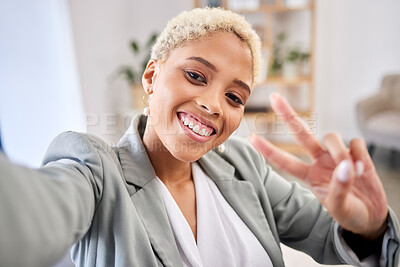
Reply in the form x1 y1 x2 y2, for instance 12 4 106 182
130 179 183 267
116 115 183 267
198 151 285 267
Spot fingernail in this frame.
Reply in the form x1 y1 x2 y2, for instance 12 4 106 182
337 160 352 183
356 160 364 177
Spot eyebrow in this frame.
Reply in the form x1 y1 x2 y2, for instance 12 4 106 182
233 79 251 95
186 56 218 72
186 56 251 95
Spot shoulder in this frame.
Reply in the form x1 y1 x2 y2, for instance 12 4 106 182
42 131 120 175
42 131 125 200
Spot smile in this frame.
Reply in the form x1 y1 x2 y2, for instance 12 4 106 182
177 112 217 139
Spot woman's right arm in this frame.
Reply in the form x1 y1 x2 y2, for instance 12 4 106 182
0 132 107 267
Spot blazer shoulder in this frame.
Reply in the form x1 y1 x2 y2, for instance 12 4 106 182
42 131 117 166
42 131 124 203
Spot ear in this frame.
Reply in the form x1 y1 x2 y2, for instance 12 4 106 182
142 59 158 95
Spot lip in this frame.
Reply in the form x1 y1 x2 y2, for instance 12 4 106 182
179 110 219 134
176 111 218 143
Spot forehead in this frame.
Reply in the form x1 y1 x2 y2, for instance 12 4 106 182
164 32 253 81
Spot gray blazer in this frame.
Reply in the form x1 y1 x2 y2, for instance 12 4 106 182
0 115 399 267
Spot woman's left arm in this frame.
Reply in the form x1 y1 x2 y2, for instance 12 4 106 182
249 93 400 266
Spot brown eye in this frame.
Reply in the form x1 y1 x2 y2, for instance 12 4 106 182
226 93 244 105
185 71 207 84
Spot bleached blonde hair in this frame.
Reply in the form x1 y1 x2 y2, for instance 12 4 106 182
151 7 262 83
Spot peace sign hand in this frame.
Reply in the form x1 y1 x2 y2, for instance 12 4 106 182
249 93 388 240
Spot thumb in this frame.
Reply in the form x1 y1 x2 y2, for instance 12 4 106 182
325 159 355 211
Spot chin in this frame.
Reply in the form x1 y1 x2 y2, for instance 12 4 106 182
169 142 216 163
173 153 203 163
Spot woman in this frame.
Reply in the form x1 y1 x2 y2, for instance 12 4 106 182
0 7 399 267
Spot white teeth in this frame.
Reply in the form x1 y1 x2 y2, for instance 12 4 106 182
192 125 200 133
180 114 213 137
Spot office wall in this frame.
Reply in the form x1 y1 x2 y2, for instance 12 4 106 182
0 0 85 167
315 0 400 140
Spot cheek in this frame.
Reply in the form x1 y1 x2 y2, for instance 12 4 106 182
153 75 189 108
223 109 243 136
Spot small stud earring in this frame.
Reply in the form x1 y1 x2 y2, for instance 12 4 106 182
142 93 152 116
218 144 225 153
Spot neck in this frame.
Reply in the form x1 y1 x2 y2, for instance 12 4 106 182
142 125 192 187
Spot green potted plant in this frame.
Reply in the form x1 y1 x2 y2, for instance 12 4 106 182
283 47 300 78
118 33 158 109
298 50 310 76
283 46 309 78
119 33 158 86
269 32 286 77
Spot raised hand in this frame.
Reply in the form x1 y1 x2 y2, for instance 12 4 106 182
248 93 388 240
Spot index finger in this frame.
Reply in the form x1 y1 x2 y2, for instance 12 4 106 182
248 134 309 180
270 93 323 158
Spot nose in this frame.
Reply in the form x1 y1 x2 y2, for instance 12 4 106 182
196 91 223 117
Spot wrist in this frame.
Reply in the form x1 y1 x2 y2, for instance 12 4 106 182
342 218 388 261
359 221 388 241
356 212 389 241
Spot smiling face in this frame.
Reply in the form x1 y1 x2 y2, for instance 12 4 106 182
142 32 253 162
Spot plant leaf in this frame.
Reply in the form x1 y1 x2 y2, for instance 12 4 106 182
146 33 158 48
119 67 136 85
130 41 139 54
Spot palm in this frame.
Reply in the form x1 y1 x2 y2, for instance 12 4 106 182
249 93 388 239
307 151 335 188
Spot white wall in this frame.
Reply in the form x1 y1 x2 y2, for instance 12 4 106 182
0 0 85 167
315 0 400 141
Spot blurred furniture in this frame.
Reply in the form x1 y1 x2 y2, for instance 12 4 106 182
356 74 400 156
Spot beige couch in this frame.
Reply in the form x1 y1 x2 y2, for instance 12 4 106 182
356 74 400 155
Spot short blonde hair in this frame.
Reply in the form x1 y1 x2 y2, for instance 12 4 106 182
151 7 262 83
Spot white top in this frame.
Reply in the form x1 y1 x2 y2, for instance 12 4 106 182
156 162 273 267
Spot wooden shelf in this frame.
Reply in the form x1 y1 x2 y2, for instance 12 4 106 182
131 84 146 110
244 111 276 120
244 109 314 123
257 76 311 87
269 142 307 155
194 0 315 151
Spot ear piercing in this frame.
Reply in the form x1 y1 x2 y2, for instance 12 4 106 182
218 144 225 153
142 94 152 116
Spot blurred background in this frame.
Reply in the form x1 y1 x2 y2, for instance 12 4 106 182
0 0 399 266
